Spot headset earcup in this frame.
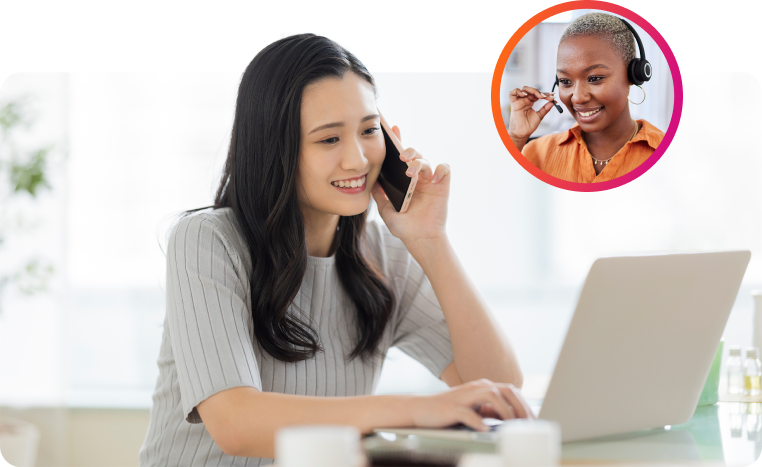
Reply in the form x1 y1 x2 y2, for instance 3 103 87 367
639 60 652 83
628 59 644 86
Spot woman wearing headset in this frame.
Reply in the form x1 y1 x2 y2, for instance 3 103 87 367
508 13 665 183
139 34 529 466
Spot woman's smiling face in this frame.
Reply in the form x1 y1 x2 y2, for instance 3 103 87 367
556 35 631 133
298 72 385 218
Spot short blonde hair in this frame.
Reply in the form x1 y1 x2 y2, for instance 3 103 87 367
560 13 637 66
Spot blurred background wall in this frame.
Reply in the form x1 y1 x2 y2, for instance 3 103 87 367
0 68 760 465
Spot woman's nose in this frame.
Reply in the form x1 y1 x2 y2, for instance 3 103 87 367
570 83 591 104
340 138 368 172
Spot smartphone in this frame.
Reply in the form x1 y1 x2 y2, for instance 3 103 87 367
377 114 417 213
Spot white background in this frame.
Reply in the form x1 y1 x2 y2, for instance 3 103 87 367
0 0 761 426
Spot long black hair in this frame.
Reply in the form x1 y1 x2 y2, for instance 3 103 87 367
210 34 395 363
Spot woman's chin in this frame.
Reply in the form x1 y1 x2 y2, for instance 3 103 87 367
332 196 372 217
577 119 608 134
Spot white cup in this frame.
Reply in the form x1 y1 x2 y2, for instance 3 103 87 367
276 425 362 467
498 419 561 466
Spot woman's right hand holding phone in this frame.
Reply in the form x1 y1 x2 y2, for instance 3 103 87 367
508 86 558 152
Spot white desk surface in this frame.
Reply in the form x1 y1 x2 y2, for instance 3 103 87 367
379 373 762 467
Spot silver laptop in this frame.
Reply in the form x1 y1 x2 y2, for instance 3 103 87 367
376 251 750 443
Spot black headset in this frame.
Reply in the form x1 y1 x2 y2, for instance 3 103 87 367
550 17 651 114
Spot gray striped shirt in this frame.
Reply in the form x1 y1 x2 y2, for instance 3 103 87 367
139 208 453 466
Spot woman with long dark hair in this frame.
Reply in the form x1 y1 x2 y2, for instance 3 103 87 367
139 34 527 466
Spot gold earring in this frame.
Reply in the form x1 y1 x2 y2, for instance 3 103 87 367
628 85 645 105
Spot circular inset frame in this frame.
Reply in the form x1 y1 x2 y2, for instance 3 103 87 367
491 1 683 192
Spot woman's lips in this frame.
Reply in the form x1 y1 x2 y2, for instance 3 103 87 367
331 175 367 194
575 106 603 123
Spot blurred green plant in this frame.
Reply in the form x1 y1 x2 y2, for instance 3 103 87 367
0 98 55 312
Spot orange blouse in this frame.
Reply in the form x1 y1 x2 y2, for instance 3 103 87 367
522 119 664 183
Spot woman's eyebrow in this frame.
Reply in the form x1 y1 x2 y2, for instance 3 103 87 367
308 114 380 135
557 64 611 75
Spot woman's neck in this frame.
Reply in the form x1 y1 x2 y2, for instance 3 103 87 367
582 104 636 161
301 206 340 257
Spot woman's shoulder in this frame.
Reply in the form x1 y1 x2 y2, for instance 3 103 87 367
365 217 403 250
364 218 412 274
522 130 577 167
171 206 236 236
169 207 247 261
637 119 665 148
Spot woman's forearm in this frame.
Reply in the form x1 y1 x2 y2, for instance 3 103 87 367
407 236 523 387
510 134 529 152
198 387 414 458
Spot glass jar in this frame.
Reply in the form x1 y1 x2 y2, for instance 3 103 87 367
744 347 762 396
727 346 744 395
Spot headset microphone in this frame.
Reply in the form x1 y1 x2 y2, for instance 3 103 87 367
550 77 564 113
